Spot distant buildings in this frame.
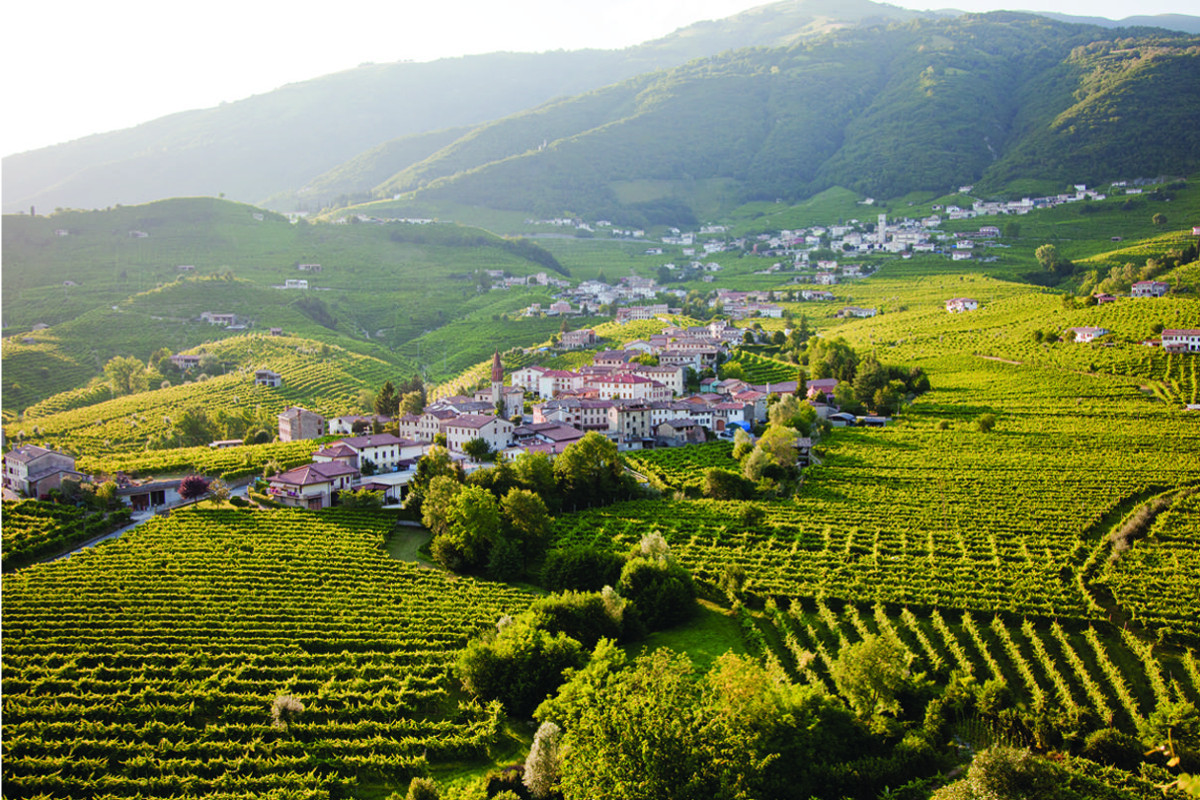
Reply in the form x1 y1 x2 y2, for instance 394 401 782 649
3 446 84 498
278 407 325 442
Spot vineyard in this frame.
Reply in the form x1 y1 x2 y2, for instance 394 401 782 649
624 441 739 490
555 356 1200 623
747 596 1200 737
1 509 534 800
5 335 401 457
75 439 321 481
726 349 801 386
1101 490 1200 642
1 500 132 572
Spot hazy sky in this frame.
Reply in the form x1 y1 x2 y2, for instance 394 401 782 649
2 0 1193 158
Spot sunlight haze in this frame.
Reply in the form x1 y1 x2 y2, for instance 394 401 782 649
2 0 1193 157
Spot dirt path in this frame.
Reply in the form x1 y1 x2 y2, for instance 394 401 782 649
975 354 1023 366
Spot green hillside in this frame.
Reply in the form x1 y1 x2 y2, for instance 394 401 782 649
375 18 1199 224
1 198 573 411
1 0 930 216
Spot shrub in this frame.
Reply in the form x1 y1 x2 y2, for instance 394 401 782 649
616 557 696 631
541 546 625 592
455 619 587 717
527 590 626 648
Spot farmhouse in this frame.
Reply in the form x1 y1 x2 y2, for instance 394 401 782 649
200 312 237 326
254 369 283 388
559 328 596 349
170 354 202 370
441 415 515 454
1162 329 1200 353
2 445 84 498
945 298 978 313
277 407 325 442
283 279 309 290
268 462 359 510
1068 326 1110 343
314 434 425 473
1131 280 1169 298
838 307 878 318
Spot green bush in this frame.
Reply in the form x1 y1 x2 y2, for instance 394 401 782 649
540 545 625 592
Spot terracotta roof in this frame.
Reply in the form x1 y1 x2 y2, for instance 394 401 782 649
336 434 406 449
271 462 359 487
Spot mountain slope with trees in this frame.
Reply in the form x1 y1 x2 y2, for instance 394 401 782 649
0 0 929 215
382 15 1200 223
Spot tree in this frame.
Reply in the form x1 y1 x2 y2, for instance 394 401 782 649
404 446 465 515
455 618 586 716
501 488 552 556
513 451 557 503
1153 212 1168 226
554 432 624 509
104 355 149 396
178 475 210 502
975 413 997 433
721 361 747 381
829 633 912 718
174 406 217 447
399 390 424 416
547 649 766 800
421 475 463 538
703 468 754 500
872 382 903 416
207 478 231 506
932 746 1062 800
1035 244 1059 272
462 437 493 462
617 552 696 631
374 381 399 417
524 721 562 799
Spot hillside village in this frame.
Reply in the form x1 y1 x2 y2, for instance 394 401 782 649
255 317 836 510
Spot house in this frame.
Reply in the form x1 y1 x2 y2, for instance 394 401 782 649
170 354 202 370
838 307 878 318
278 407 325 442
1068 326 1110 343
268 462 359 509
656 418 705 445
269 327 285 336
284 279 309 290
3 446 84 498
473 385 525 419
1131 280 1169 298
177 264 195 272
945 298 978 313
608 403 654 443
117 479 182 512
586 373 671 402
512 423 586 450
254 369 283 388
1162 329 1200 353
441 415 515 454
200 312 237 326
297 263 322 272
314 433 425 473
1092 294 1116 305
560 329 596 349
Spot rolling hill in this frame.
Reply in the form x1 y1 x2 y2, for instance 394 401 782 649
0 0 930 215
374 15 1200 225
